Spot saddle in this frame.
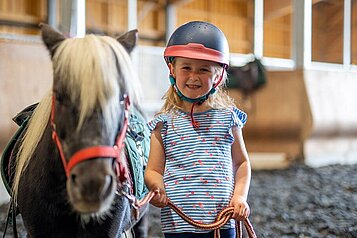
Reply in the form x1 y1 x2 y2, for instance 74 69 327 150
0 104 149 200
226 57 267 95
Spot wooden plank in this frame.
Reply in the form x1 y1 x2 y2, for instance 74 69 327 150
168 0 193 6
0 12 44 24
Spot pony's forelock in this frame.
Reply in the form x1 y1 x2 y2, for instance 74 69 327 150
52 35 141 131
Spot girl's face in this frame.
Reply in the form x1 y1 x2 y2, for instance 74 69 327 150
170 57 220 100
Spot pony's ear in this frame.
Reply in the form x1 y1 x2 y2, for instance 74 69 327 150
39 23 66 56
116 29 138 53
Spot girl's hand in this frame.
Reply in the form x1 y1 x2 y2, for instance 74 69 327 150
229 195 250 221
150 188 168 208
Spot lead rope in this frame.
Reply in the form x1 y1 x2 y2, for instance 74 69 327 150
134 191 257 238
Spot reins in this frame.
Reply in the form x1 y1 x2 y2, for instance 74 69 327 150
133 191 257 238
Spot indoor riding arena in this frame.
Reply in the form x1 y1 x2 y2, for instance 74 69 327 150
1 1 356 237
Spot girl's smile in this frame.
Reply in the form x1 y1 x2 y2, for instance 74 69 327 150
186 83 201 89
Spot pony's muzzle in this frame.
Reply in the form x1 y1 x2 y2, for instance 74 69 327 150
66 159 117 214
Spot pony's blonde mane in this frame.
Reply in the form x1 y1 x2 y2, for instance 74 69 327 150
12 34 141 201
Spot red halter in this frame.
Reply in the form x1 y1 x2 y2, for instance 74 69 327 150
50 94 130 183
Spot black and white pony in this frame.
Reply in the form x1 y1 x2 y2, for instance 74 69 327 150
6 24 148 237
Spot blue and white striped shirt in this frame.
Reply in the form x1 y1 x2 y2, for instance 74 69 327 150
147 107 247 233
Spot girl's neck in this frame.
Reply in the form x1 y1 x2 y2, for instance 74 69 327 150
181 100 211 113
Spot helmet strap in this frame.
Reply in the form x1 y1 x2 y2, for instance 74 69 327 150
169 75 216 104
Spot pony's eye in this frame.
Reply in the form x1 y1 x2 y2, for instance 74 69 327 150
53 90 65 103
55 92 72 107
55 95 78 115
55 95 65 104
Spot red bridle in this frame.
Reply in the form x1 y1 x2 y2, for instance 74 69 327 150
50 94 130 183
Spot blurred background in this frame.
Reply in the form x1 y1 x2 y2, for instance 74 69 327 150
0 1 356 236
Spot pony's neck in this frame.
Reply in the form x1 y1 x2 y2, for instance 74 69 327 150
22 124 67 194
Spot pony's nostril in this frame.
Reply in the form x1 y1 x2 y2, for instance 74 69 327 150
112 160 119 175
71 174 77 185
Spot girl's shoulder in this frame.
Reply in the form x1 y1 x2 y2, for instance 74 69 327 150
147 113 169 132
217 106 247 128
212 107 247 121
231 107 247 125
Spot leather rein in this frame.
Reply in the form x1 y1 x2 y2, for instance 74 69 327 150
50 94 130 183
137 191 257 238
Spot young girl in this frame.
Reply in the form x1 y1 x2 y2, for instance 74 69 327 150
144 21 251 238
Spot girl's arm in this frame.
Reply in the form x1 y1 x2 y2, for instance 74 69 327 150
144 123 168 208
230 126 252 220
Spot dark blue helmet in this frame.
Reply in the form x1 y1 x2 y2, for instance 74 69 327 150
164 21 230 66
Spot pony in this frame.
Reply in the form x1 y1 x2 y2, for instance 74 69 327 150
4 24 149 237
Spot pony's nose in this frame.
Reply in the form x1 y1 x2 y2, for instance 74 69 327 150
70 172 113 202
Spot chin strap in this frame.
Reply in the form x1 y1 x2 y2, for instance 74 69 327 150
169 75 215 104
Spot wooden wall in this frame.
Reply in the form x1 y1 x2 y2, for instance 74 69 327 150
312 0 344 64
0 0 46 35
86 1 127 35
263 0 292 59
175 0 254 54
86 0 166 46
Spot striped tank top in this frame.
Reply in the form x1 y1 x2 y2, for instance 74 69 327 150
147 107 247 233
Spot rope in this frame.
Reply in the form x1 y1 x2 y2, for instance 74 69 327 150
136 191 257 238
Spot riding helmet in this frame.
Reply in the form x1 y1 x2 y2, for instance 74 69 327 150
164 21 230 66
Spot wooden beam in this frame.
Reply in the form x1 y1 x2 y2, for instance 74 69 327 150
87 25 165 41
168 0 192 7
0 13 44 28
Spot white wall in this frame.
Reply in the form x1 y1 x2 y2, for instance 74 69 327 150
303 68 357 166
133 45 170 117
0 37 52 205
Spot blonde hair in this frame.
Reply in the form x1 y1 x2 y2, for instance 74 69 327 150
157 62 235 115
